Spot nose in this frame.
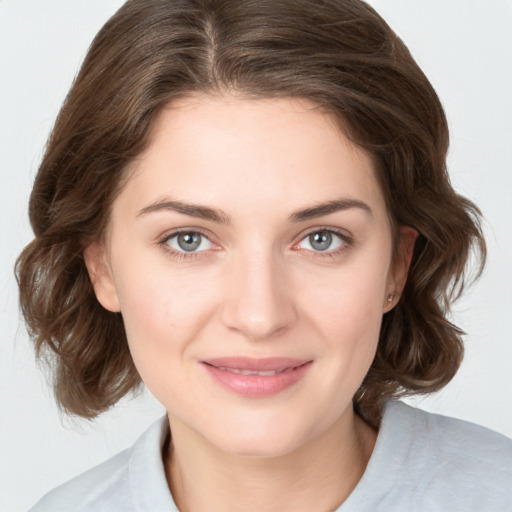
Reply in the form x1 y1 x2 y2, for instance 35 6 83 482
220 249 297 342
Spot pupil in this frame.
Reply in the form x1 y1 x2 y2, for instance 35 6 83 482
310 231 332 251
177 233 201 251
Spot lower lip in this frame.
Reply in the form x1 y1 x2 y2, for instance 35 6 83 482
201 361 313 397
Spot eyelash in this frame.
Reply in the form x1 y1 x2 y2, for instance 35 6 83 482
293 227 354 260
157 229 216 262
157 227 354 261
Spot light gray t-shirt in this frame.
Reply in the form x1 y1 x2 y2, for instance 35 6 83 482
28 401 512 511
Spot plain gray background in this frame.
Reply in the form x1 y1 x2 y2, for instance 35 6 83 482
1 1 511 510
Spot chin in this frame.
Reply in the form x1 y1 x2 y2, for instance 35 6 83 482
202 412 320 459
218 435 305 459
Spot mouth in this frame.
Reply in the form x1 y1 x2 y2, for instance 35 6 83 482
200 357 313 397
213 367 294 376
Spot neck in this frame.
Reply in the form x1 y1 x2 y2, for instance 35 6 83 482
164 410 377 512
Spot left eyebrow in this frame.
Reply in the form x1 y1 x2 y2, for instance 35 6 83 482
137 199 231 224
289 198 373 222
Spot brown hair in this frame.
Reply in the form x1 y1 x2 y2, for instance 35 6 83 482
16 0 485 425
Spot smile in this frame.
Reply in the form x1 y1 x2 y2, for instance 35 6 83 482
201 358 313 397
215 367 292 376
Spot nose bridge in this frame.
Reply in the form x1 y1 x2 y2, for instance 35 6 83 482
221 243 296 341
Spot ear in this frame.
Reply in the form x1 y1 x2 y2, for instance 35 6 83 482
83 241 121 313
383 226 418 312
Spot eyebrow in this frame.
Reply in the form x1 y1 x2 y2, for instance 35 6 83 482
137 197 372 224
137 199 232 224
289 198 372 222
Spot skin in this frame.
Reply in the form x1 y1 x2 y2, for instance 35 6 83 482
85 95 416 511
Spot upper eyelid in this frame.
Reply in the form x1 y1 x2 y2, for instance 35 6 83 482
293 226 352 243
158 226 352 249
159 227 215 243
158 230 218 259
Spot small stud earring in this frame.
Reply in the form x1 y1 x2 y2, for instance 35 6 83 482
386 292 395 302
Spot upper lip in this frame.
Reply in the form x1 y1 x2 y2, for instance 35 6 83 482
201 357 311 372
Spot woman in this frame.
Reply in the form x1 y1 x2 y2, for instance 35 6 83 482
16 0 511 510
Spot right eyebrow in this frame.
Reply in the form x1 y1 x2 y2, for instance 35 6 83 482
289 198 373 222
137 199 232 224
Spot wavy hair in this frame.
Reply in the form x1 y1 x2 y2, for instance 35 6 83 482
16 0 485 426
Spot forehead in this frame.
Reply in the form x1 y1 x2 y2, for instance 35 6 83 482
119 94 386 220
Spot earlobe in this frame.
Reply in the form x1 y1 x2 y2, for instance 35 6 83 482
83 242 121 313
384 226 418 312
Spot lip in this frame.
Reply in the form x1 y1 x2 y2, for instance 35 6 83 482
201 357 313 397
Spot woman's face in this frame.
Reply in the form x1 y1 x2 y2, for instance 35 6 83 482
87 95 411 457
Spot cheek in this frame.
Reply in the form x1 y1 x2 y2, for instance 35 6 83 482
300 260 389 339
294 251 391 391
111 256 220 375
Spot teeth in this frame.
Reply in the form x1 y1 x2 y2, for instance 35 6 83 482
217 366 286 376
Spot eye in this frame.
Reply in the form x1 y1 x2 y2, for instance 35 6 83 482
165 231 214 253
296 230 345 252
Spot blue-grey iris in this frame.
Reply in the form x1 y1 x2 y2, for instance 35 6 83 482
177 232 201 251
309 231 332 251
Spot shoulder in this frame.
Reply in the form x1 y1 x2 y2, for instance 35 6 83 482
27 416 175 512
343 401 512 511
380 401 512 510
27 448 132 512
386 400 512 472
